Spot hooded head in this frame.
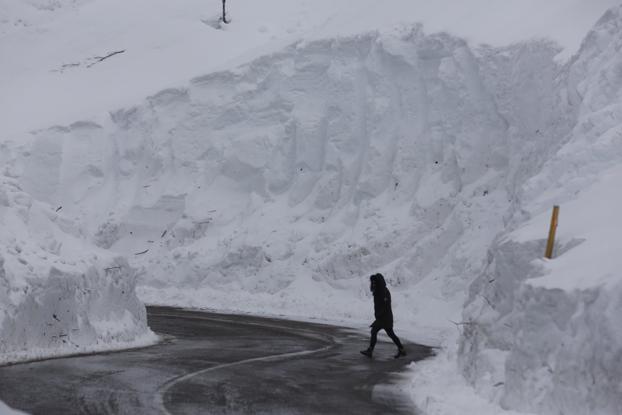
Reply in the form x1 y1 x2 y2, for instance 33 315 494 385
369 273 386 293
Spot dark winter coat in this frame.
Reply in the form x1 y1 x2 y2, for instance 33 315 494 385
370 273 393 329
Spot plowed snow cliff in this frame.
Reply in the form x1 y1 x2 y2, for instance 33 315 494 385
460 8 622 415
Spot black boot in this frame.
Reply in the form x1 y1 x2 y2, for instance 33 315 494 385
360 348 373 358
394 347 406 359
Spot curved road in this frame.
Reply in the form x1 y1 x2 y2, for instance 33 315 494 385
0 307 433 414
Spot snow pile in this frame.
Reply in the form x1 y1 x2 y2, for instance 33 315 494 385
459 8 622 415
407 349 535 415
1 26 569 341
0 174 156 364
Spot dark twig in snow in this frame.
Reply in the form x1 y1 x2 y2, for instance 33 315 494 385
161 230 167 238
55 206 62 212
134 249 149 256
86 50 126 68
448 319 475 326
449 319 475 335
221 0 229 24
51 62 81 73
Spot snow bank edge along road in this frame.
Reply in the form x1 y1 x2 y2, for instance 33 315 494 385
0 176 157 366
459 8 622 415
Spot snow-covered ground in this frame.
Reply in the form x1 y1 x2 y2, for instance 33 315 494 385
0 400 25 415
1 0 619 136
2 1 622 414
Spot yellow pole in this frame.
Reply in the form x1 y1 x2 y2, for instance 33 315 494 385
544 205 560 259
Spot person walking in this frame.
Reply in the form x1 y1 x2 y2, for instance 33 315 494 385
360 273 406 359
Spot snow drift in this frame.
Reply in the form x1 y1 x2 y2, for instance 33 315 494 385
1 26 567 338
459 8 622 415
0 174 156 364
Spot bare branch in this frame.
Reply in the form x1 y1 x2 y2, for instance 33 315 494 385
87 50 126 68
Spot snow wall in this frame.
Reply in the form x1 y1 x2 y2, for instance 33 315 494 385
459 8 622 415
0 1 157 369
0 174 156 364
4 25 565 336
1 6 622 414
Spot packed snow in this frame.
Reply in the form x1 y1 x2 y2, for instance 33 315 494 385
1 1 622 414
459 9 622 414
0 174 157 365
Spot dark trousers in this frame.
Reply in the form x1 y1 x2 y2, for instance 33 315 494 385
369 325 403 350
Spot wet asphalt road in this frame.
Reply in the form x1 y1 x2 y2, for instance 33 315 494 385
0 306 433 414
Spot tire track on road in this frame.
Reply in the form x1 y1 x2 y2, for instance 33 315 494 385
151 313 339 415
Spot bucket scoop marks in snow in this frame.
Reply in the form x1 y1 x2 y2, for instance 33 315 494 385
360 273 407 359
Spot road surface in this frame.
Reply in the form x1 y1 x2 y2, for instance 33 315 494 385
0 306 433 414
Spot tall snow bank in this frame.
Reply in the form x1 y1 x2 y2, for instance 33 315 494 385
459 7 622 415
0 175 156 365
2 26 568 343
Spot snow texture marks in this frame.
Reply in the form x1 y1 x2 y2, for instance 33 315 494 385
461 237 622 414
523 7 622 211
0 176 156 365
459 6 622 415
0 0 90 40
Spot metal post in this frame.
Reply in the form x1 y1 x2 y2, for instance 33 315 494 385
544 205 560 259
222 0 228 24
